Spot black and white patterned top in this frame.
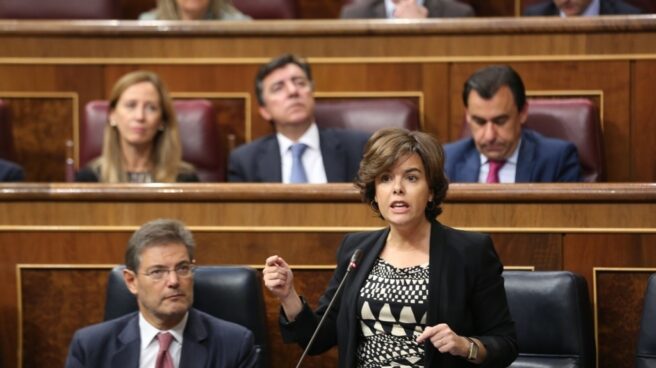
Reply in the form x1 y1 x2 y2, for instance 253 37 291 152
356 257 430 368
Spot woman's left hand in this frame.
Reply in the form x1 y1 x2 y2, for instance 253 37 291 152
416 323 469 358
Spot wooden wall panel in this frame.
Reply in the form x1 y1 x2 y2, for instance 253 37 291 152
20 268 108 368
492 233 562 270
595 270 654 368
3 98 73 181
563 234 656 294
631 60 656 182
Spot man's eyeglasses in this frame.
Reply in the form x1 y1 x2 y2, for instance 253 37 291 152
141 263 196 281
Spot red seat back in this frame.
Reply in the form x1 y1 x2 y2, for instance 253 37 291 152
314 99 420 134
233 0 297 19
0 0 119 19
0 100 17 161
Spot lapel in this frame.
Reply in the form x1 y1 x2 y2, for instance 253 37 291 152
425 0 441 17
599 0 613 14
515 130 536 183
342 228 389 368
180 309 209 368
372 0 387 18
319 130 347 182
543 2 560 15
454 143 481 182
425 220 448 366
255 136 282 182
111 314 141 368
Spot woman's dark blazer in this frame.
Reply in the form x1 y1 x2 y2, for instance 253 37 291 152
280 220 518 368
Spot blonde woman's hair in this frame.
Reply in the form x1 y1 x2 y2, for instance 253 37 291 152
155 0 242 19
90 70 192 183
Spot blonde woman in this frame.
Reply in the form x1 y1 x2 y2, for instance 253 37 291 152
139 0 250 20
76 71 198 183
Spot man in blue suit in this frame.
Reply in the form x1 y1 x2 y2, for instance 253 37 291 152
444 65 581 183
228 54 369 183
0 158 24 181
65 219 257 368
523 0 642 17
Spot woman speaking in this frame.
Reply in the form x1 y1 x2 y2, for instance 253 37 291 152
263 128 517 367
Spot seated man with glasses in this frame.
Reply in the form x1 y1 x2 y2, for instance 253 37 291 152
65 219 258 368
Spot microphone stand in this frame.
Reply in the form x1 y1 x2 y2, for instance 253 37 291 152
294 249 362 368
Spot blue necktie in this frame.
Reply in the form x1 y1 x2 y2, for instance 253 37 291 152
289 143 308 183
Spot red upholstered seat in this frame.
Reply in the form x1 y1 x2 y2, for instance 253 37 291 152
0 0 119 19
79 99 224 182
461 98 605 182
0 100 17 161
233 0 297 19
314 99 420 134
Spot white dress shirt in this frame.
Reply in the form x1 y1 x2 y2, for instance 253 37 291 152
384 0 426 18
560 0 600 17
277 123 328 183
139 312 188 368
478 139 522 183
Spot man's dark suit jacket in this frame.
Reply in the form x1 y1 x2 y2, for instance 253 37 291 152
340 0 474 18
227 128 369 182
0 158 24 181
65 308 258 368
443 129 581 183
523 0 642 16
280 221 518 368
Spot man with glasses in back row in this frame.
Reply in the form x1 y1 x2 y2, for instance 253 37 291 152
65 219 257 368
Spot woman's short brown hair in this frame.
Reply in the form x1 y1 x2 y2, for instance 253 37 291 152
355 128 449 220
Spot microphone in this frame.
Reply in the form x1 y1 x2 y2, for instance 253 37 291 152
294 249 363 368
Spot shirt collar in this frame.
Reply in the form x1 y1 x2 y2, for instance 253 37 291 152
479 138 522 166
384 0 426 18
139 311 189 349
277 122 320 156
560 0 600 17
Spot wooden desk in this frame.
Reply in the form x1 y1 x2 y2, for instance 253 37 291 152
1 183 655 367
0 17 655 182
